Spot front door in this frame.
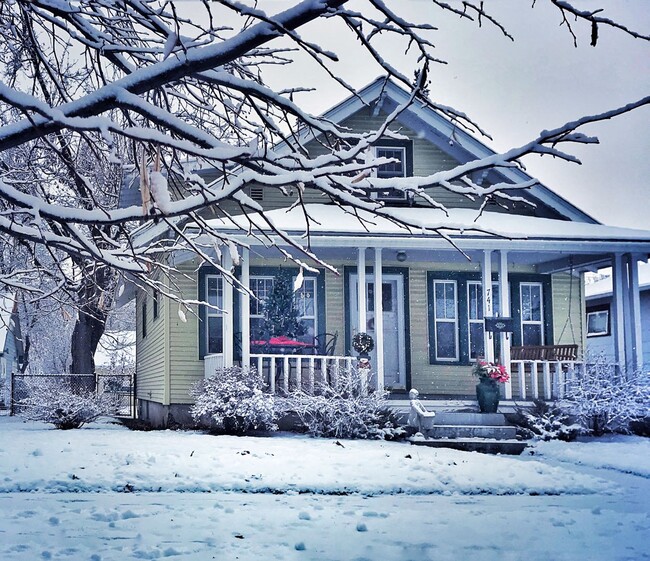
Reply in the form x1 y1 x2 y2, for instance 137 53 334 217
350 273 406 389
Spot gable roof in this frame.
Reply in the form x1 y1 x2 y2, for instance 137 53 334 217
300 77 597 224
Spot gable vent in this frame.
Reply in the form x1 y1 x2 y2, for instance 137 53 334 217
250 186 264 201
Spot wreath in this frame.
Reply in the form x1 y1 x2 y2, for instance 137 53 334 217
352 332 374 354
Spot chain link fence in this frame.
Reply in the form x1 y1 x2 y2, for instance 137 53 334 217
10 372 135 418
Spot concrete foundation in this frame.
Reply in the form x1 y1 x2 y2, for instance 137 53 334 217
138 399 194 429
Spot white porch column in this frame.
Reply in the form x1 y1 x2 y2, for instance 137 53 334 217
241 248 251 367
357 248 367 335
626 254 643 373
498 250 512 399
374 248 385 391
222 251 234 367
611 253 627 372
482 250 495 363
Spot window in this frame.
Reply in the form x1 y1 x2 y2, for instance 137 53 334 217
467 282 501 360
520 282 544 345
433 280 458 361
376 146 406 179
206 275 224 354
371 141 412 201
141 301 147 339
587 306 610 337
249 274 318 340
153 289 159 320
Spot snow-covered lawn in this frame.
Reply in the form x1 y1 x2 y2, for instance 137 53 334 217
0 415 648 560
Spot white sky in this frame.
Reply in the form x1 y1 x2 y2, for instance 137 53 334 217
246 0 650 228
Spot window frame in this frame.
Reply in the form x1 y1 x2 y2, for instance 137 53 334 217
152 289 159 320
205 274 224 355
586 305 610 338
432 279 459 362
519 282 545 346
370 139 413 202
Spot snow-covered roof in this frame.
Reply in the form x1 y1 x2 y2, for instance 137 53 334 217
585 262 650 300
196 204 650 254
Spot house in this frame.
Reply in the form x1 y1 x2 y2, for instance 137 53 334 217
585 261 650 369
0 294 23 407
134 78 650 427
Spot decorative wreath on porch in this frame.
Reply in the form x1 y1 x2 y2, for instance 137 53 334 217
352 332 374 354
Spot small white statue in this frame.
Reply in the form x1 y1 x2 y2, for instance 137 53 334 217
408 388 436 432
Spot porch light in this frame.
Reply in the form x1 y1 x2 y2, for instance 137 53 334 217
396 251 407 262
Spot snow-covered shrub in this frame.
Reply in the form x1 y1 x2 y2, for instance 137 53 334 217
189 366 277 434
278 368 404 440
561 362 650 436
510 399 581 441
18 379 118 429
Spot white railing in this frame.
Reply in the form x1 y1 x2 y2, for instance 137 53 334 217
204 353 224 378
250 353 355 395
510 360 585 400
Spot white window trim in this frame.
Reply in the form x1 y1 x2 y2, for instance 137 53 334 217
586 308 610 337
433 280 459 362
205 274 224 354
520 282 544 345
372 145 407 201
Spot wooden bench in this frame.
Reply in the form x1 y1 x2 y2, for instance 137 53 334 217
510 344 578 361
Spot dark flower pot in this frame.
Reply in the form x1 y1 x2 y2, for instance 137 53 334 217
476 378 500 413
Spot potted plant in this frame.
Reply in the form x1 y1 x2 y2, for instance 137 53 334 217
472 360 510 413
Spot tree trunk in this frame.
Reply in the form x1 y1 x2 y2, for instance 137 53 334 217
69 264 113 375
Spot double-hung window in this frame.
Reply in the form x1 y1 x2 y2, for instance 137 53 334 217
467 281 502 360
520 282 544 345
205 275 224 354
433 280 458 361
249 276 274 337
294 277 317 340
372 142 411 201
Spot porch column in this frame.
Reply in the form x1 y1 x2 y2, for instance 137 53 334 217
611 253 626 372
498 250 512 399
374 248 385 390
626 254 643 373
481 250 495 363
222 251 234 367
241 247 251 367
357 248 367 334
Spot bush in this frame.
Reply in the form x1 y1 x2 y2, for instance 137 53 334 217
18 380 118 429
278 368 405 440
561 362 650 436
510 399 581 441
189 366 277 434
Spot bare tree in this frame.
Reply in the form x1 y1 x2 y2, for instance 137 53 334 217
0 1 648 371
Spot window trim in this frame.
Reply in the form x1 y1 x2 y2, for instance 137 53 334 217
586 305 610 338
432 279 459 362
141 300 147 339
519 281 545 346
370 138 413 201
152 289 159 320
205 274 224 355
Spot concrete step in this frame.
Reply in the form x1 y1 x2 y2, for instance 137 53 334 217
433 412 507 426
410 437 527 455
424 424 517 440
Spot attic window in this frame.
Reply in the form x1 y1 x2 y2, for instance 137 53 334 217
250 186 264 201
372 143 412 201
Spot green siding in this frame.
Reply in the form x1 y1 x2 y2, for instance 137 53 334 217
551 272 584 355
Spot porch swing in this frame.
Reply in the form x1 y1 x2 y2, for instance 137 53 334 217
510 259 579 362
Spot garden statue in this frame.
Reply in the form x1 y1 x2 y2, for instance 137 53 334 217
408 388 436 432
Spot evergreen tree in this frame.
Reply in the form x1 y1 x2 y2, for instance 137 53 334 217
262 271 306 339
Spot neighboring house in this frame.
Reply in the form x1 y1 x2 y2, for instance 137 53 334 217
0 294 23 406
134 78 650 427
585 262 650 369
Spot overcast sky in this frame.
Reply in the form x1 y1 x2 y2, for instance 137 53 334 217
253 0 650 228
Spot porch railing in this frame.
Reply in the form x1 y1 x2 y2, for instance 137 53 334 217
204 352 355 395
510 359 585 401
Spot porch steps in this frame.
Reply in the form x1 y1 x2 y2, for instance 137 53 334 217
407 412 527 455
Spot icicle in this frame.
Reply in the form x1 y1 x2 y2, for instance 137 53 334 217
293 268 304 292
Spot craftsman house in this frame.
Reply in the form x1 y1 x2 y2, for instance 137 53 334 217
134 78 650 427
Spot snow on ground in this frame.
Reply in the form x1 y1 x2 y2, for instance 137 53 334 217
0 415 648 561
